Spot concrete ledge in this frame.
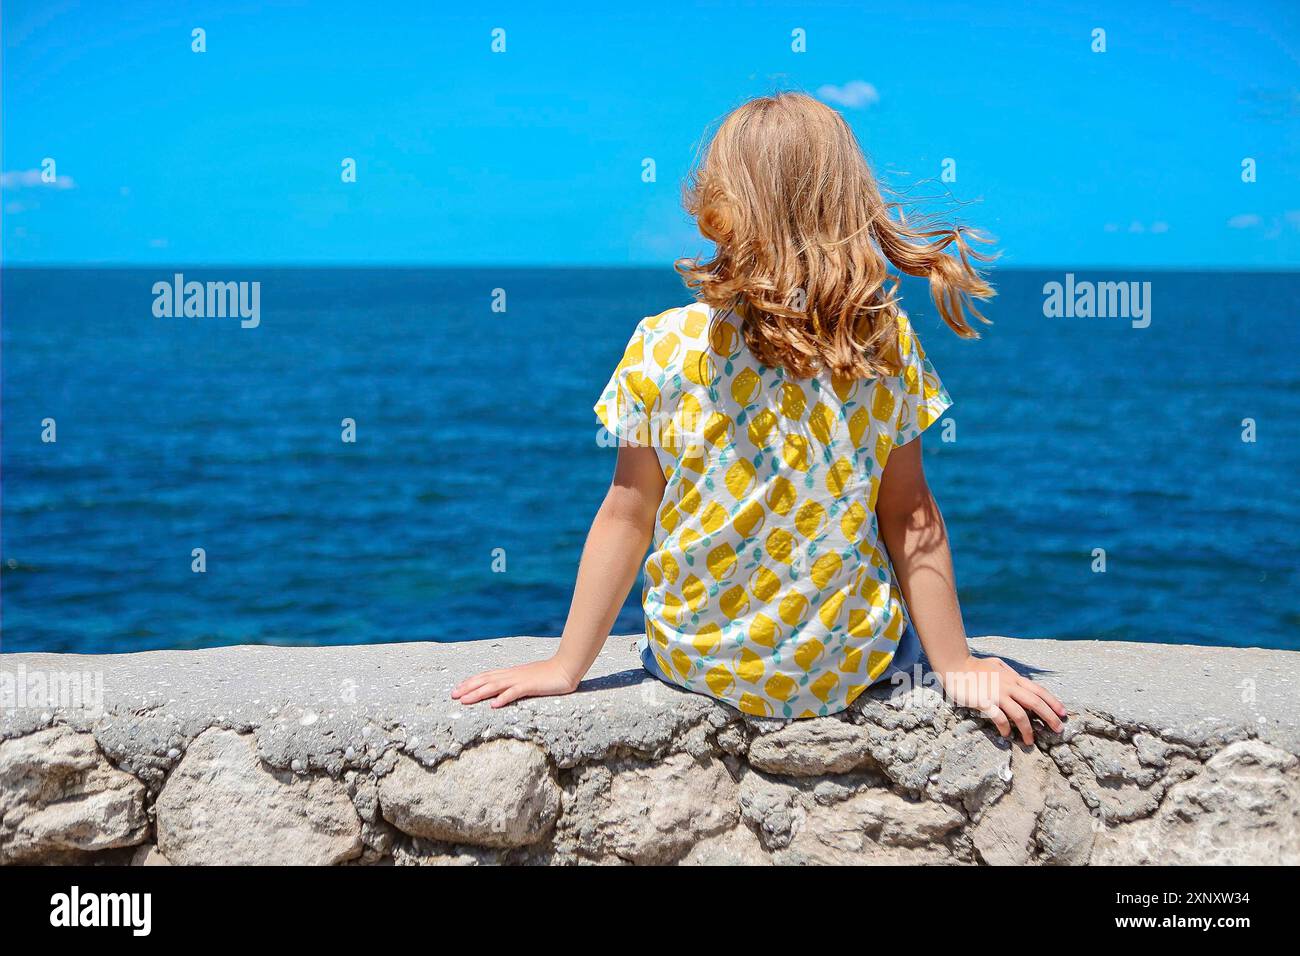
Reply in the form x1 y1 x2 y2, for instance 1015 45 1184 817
2 636 1297 865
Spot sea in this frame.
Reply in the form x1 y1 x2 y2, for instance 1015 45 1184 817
2 267 1297 653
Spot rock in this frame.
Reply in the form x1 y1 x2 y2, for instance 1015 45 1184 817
738 767 964 864
714 722 749 756
680 824 771 865
1073 734 1160 786
1092 740 1300 865
971 743 1094 865
0 726 147 863
748 719 874 776
586 753 738 864
779 786 965 865
972 744 1052 865
350 776 379 822
155 728 361 865
358 819 397 863
1036 779 1095 865
391 840 502 866
866 723 945 793
130 844 171 866
932 726 1010 814
1132 732 1170 768
739 771 801 850
379 739 561 849
854 789 966 848
1059 733 1162 821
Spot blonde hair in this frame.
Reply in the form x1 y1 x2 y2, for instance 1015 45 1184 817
676 92 995 380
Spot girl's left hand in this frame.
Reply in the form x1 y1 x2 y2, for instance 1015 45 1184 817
936 655 1067 745
451 658 581 708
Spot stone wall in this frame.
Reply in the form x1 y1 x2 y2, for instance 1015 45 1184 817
2 636 1297 865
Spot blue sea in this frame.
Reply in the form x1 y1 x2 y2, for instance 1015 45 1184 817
2 267 1297 654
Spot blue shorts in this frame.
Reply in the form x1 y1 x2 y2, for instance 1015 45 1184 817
640 622 923 694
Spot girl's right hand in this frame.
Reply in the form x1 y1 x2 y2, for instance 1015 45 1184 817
935 655 1066 745
451 657 582 709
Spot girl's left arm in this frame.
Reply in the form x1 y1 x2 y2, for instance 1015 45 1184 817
876 436 1067 744
452 444 664 707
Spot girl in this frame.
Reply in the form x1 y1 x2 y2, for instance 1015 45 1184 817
454 93 1066 744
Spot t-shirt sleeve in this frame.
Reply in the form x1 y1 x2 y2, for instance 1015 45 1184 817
892 316 953 446
594 320 654 446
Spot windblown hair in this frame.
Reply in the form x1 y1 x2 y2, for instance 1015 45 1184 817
676 92 995 380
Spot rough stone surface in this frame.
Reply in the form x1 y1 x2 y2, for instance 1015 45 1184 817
2 635 1297 865
1091 740 1300 865
0 725 147 863
379 739 561 849
130 844 171 866
154 728 361 865
563 753 739 864
748 719 875 776
971 743 1095 865
932 725 1012 814
739 769 965 863
782 787 966 865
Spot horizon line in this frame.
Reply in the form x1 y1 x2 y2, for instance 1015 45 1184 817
3 262 1298 274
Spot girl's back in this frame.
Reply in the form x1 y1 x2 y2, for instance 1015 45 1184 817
596 301 949 717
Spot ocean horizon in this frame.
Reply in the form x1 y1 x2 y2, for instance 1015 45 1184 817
3 265 1297 654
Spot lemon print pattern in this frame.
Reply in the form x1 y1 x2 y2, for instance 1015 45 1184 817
595 304 951 718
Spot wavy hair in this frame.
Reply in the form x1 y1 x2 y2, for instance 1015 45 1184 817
676 92 995 379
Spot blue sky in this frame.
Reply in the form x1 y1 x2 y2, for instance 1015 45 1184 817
3 0 1298 267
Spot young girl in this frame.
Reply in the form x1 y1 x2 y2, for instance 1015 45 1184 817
454 93 1065 744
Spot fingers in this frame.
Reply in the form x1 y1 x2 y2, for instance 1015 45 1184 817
1009 684 1064 734
456 680 506 705
961 658 1067 744
1022 678 1067 718
1003 669 1065 718
451 669 500 700
1000 696 1034 745
453 665 537 708
490 684 530 709
983 704 1012 739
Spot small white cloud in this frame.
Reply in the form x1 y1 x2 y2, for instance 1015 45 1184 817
816 81 879 109
149 238 169 248
1228 213 1262 229
1106 220 1169 234
1 169 76 190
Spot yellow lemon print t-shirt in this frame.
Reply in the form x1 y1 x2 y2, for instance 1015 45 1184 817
594 304 952 718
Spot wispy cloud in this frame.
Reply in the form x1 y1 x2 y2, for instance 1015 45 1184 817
1238 86 1300 123
2 169 76 190
816 81 879 109
1227 211 1300 239
1104 220 1169 233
